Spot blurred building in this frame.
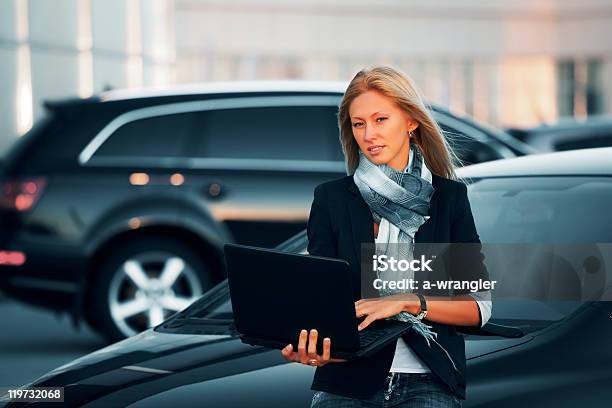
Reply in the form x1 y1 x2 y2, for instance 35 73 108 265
174 0 612 128
2 0 612 156
0 0 175 155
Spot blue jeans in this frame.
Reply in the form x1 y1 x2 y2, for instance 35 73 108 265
310 372 461 408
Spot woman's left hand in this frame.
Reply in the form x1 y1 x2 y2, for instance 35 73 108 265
355 294 418 331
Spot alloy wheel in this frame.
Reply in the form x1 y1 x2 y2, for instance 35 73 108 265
108 251 203 337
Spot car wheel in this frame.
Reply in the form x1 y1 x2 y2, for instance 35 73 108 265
89 236 214 341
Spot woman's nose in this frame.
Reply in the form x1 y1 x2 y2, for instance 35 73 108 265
363 124 377 142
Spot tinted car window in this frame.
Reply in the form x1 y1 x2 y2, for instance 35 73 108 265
467 176 612 243
94 112 195 158
439 123 505 166
190 106 342 161
555 133 612 151
466 176 612 322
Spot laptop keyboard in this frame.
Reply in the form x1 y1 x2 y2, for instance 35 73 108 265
358 330 382 347
358 323 407 348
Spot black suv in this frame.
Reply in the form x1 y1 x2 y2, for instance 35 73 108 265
0 81 533 341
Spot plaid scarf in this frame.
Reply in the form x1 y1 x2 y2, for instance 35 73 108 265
353 142 459 372
353 142 434 264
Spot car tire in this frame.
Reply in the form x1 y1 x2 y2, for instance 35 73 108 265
88 235 215 342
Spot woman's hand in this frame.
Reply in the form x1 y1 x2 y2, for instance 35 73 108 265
281 329 346 367
355 294 419 331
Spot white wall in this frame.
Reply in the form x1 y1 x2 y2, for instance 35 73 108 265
29 0 79 49
141 0 176 86
30 49 80 119
91 0 129 90
174 0 612 58
0 0 20 154
0 47 19 156
174 0 612 127
28 0 80 119
0 0 175 157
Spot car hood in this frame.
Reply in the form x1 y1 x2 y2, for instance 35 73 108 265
11 330 532 407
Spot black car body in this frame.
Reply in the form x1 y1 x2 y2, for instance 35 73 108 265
506 115 612 152
4 147 611 407
0 81 534 341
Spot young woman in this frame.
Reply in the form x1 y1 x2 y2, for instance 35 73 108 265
281 66 492 407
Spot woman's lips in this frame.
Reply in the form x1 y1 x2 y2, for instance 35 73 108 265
368 145 385 155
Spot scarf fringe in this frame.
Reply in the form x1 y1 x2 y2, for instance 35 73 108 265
392 312 460 373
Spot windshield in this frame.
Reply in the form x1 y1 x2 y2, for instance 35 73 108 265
466 176 612 326
160 176 612 335
197 296 233 320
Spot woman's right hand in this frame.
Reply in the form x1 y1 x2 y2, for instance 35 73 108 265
281 329 347 367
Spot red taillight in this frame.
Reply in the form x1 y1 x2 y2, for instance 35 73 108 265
0 251 26 266
0 177 47 212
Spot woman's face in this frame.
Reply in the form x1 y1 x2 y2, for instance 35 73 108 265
349 90 418 171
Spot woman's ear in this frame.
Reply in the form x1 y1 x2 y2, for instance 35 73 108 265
404 113 419 133
407 120 419 133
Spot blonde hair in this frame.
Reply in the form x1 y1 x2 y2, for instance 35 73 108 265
338 66 457 179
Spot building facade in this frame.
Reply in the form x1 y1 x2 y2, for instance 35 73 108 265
1 0 612 156
0 0 175 154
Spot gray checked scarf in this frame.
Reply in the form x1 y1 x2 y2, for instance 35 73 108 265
353 142 459 373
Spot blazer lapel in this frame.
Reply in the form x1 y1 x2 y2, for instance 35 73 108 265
347 180 374 263
414 186 438 244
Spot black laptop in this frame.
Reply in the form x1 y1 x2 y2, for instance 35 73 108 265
224 243 413 360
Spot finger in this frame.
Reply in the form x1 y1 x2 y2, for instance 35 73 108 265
330 358 347 363
308 329 319 358
355 299 372 307
358 315 375 331
355 302 374 318
322 337 331 361
355 304 366 318
281 344 295 361
297 329 308 363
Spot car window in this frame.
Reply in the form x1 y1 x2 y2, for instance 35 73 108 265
189 105 343 161
439 123 505 165
94 112 195 158
201 299 233 320
554 133 612 151
467 177 612 244
466 176 612 323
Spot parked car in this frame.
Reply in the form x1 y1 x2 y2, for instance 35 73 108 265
0 81 534 342
506 115 612 152
4 147 611 407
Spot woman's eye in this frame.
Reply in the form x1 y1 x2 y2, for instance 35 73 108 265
352 122 363 128
376 117 387 123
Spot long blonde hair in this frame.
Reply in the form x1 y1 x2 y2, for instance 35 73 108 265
338 66 457 179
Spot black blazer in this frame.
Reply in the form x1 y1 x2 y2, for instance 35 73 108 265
306 174 488 401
